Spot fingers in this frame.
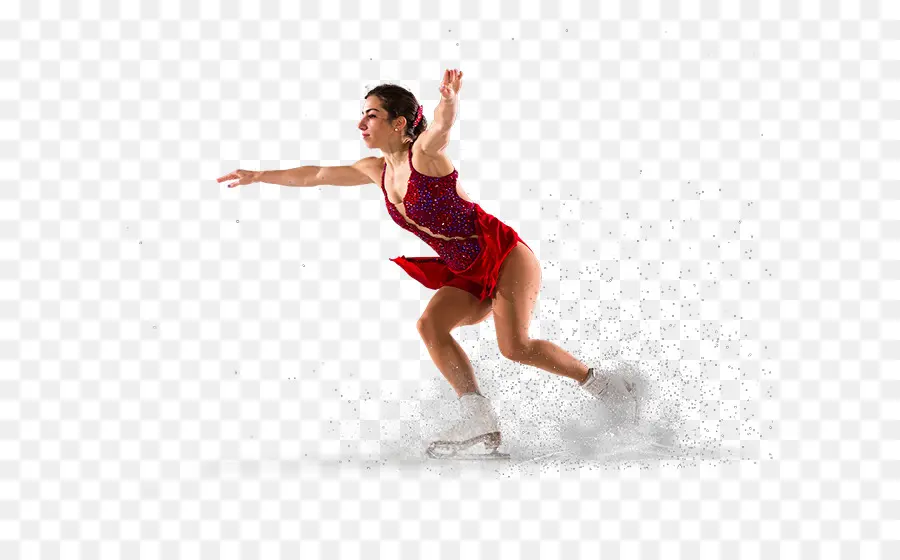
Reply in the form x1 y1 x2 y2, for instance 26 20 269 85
443 69 463 84
442 69 463 91
218 170 246 188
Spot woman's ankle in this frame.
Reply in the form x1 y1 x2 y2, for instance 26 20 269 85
578 367 593 386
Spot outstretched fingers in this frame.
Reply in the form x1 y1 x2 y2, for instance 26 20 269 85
216 170 244 188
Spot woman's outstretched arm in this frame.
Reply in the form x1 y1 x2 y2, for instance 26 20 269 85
218 157 376 189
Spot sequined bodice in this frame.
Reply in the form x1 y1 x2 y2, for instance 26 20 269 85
380 146 481 271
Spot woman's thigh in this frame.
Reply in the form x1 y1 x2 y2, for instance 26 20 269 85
417 286 493 335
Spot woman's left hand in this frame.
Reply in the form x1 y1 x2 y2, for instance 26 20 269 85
439 68 463 101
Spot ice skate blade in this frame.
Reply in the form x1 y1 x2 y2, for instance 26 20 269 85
425 432 507 460
426 448 511 460
436 451 511 461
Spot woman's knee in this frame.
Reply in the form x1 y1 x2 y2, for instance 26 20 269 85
498 337 532 361
417 286 489 338
416 315 449 340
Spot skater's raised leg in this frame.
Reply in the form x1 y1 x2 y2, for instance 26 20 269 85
492 243 591 383
492 243 641 421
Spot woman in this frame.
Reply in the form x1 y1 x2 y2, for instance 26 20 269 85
218 69 639 459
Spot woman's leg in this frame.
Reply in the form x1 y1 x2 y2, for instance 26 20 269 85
417 286 494 397
492 243 591 384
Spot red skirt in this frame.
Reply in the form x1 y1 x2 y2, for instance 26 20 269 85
389 204 533 302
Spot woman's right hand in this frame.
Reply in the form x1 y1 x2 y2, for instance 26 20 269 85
217 169 260 188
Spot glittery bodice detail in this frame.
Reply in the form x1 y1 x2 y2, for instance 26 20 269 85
380 146 481 271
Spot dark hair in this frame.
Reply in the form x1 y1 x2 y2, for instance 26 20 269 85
364 84 428 145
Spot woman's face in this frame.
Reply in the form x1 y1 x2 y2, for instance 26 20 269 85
359 97 390 147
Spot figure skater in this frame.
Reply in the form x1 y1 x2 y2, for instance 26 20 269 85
217 69 639 459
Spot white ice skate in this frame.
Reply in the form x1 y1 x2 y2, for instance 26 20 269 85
580 367 641 427
426 392 510 460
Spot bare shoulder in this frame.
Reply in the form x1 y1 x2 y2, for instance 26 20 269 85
354 156 384 185
412 141 455 176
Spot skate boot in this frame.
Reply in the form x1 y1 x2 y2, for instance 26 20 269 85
426 392 509 460
580 367 641 427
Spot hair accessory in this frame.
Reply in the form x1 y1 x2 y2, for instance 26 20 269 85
412 104 423 128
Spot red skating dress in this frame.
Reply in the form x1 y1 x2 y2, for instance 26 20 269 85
381 145 533 302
